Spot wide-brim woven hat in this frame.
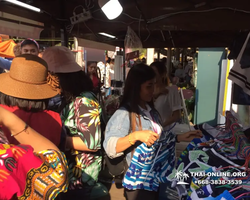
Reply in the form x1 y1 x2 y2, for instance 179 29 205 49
42 46 83 73
0 54 59 100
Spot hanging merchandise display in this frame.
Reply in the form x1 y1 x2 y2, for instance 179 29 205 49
124 26 143 71
114 55 123 81
228 32 250 96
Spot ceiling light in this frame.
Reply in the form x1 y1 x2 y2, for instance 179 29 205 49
4 0 41 12
98 0 123 20
99 32 116 39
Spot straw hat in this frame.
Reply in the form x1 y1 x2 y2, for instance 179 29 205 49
0 54 59 100
42 46 82 73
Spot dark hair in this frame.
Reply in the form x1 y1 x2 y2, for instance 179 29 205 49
161 57 167 63
120 64 156 132
106 57 111 64
150 61 169 86
56 71 93 104
21 39 39 50
87 61 97 67
0 93 49 112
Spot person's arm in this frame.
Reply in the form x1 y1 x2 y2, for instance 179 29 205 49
115 130 159 153
177 130 202 142
163 110 181 127
64 96 102 152
0 57 11 70
66 137 98 152
104 108 159 158
0 106 59 152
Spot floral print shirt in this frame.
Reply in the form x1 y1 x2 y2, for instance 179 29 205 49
61 91 102 188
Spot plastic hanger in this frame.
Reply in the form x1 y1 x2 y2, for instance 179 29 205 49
235 192 250 199
237 196 250 200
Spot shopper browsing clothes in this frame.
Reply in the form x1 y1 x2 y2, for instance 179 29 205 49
42 46 102 200
150 61 182 131
0 54 63 147
0 76 68 199
175 63 185 82
104 64 202 200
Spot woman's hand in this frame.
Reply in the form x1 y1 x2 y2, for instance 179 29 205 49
133 130 159 147
116 130 159 154
177 130 202 142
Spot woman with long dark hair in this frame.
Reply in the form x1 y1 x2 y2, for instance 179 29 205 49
104 64 202 200
43 46 102 200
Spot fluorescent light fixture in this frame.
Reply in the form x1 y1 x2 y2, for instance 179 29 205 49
4 0 41 12
98 0 123 20
99 32 116 39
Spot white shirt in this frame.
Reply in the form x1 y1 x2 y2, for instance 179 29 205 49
139 104 162 136
154 86 182 131
109 65 114 81
97 62 110 88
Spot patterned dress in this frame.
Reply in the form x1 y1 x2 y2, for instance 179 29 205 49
61 91 102 189
0 143 68 200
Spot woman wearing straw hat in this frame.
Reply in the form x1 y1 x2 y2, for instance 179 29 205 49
0 54 64 148
0 56 68 199
43 46 102 200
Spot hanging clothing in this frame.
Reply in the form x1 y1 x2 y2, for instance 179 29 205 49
0 40 16 58
0 144 68 200
61 91 102 189
228 32 250 96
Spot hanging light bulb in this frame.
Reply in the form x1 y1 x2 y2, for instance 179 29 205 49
98 0 123 20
